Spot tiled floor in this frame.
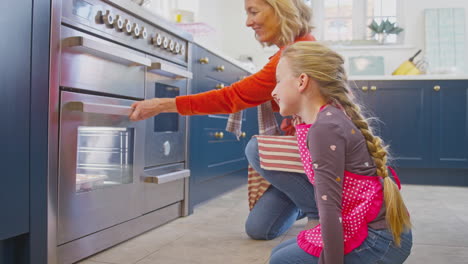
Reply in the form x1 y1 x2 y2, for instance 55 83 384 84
79 184 468 264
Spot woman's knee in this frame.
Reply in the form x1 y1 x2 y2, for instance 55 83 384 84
245 217 276 240
245 137 259 163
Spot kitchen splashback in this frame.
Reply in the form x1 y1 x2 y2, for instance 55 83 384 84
425 8 466 74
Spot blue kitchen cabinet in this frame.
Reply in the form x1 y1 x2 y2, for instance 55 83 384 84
351 80 432 168
431 80 468 168
351 79 468 170
190 113 248 184
189 44 253 209
1 0 32 241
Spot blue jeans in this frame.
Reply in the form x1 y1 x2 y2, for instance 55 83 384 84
270 228 413 264
245 137 318 240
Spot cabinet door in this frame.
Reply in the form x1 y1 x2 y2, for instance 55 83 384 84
431 81 468 168
189 113 248 184
0 0 32 239
369 81 433 168
357 81 432 168
195 115 248 183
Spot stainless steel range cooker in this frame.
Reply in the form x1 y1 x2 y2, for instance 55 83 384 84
48 0 193 263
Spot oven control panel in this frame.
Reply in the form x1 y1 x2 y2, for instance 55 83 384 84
96 9 186 56
62 0 189 66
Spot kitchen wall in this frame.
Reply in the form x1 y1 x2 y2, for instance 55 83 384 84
191 0 468 75
143 0 199 22
193 0 270 70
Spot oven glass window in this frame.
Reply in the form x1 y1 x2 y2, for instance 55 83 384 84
154 84 179 132
75 127 134 193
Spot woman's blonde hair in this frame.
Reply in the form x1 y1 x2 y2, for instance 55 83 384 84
262 0 313 47
281 42 411 246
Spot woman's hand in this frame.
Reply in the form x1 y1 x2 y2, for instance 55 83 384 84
129 98 177 121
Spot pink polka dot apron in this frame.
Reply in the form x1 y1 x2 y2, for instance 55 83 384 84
294 123 387 257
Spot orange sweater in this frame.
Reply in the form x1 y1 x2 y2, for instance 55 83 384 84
176 34 316 115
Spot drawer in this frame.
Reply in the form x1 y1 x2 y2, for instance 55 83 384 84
141 164 187 214
194 75 229 93
142 179 184 214
194 49 247 84
197 126 248 182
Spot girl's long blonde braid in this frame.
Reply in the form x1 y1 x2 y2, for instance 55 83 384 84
282 42 411 246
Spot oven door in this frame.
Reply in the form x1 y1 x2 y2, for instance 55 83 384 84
145 58 192 168
57 91 145 245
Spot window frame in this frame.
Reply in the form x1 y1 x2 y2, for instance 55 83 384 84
309 0 404 44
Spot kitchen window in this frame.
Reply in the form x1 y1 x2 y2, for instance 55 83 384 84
308 0 402 44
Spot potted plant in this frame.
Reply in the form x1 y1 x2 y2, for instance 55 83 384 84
368 19 404 44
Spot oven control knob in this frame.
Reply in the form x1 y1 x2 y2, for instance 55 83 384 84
114 15 124 31
124 19 133 34
180 44 186 56
175 43 181 54
132 23 141 38
163 141 171 156
169 40 175 51
140 27 148 39
162 37 169 49
152 33 163 46
102 10 114 28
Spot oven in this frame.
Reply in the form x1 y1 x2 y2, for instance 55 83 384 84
49 0 194 262
58 25 147 245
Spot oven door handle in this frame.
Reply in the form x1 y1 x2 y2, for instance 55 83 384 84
67 101 133 116
142 169 190 184
62 36 151 67
148 62 193 79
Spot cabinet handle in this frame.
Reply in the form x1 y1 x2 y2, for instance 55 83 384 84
361 86 369 91
215 83 225 89
241 132 246 138
216 65 225 72
434 85 441 92
214 132 224 139
370 86 377 91
199 57 209 64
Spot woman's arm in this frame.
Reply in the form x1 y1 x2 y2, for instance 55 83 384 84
308 120 346 264
130 34 316 121
129 52 280 121
176 51 281 115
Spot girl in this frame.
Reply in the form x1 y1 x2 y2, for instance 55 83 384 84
269 42 412 263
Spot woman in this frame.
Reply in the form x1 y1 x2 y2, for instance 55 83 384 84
130 0 319 240
269 41 412 263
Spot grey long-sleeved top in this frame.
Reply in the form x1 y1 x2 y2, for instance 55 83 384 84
306 105 387 264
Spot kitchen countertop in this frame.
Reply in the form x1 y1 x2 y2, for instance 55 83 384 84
348 74 468 80
191 40 468 81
